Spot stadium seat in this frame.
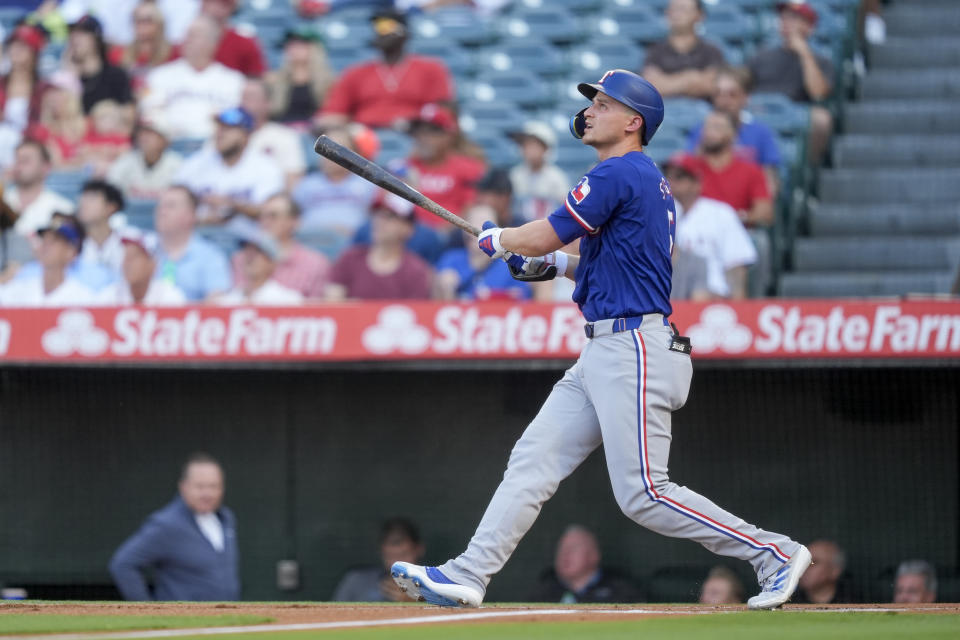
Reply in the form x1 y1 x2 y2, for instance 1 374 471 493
644 129 687 166
197 227 239 257
411 8 496 47
372 128 413 166
124 199 157 231
471 130 521 169
568 39 645 77
778 271 956 297
169 138 206 157
458 103 527 137
590 7 667 45
820 168 960 204
748 93 810 137
45 170 89 201
808 202 960 237
661 98 711 134
296 230 352 261
500 7 585 45
834 134 960 169
316 14 374 47
476 40 566 77
409 39 475 77
792 237 960 272
471 70 553 109
516 0 603 15
702 5 756 46
326 47 375 73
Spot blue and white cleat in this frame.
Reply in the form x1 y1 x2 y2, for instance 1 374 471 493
747 545 813 610
391 562 483 608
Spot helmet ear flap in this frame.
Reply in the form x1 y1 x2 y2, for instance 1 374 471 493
569 108 587 139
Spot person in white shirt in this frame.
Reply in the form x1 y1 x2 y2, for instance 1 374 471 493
4 140 76 237
78 179 126 274
216 228 303 306
98 228 187 305
0 216 97 306
106 111 183 200
240 78 306 191
508 121 570 223
663 154 758 299
173 107 285 232
140 15 244 139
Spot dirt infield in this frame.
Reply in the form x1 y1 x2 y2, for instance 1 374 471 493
2 601 958 626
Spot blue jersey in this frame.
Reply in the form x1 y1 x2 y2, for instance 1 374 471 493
548 151 675 322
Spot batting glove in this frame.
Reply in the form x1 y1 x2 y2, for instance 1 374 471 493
509 251 568 282
478 221 507 260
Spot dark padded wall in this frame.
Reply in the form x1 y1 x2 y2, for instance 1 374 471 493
0 365 956 602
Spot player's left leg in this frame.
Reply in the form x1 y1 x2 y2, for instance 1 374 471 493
583 318 809 608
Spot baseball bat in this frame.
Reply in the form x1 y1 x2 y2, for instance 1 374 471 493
313 134 481 237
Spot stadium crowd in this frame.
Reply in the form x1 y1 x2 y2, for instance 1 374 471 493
0 0 858 307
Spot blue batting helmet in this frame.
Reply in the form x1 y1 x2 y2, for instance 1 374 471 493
569 69 665 145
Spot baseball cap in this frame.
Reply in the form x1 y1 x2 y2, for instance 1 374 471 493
282 26 323 45
214 107 255 131
69 14 104 37
37 215 85 251
410 103 457 134
371 190 415 222
7 23 47 53
662 153 702 180
777 0 818 25
370 8 408 37
510 121 557 150
476 168 513 195
120 227 160 257
235 227 280 260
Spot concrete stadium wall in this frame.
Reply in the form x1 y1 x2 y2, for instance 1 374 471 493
0 364 956 602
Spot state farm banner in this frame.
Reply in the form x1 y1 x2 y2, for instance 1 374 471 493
0 300 958 363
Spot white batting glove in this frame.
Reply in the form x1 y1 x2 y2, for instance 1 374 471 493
478 221 507 260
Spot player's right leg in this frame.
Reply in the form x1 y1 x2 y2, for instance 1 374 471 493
392 359 602 606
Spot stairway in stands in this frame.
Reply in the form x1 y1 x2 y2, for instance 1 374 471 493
780 0 960 297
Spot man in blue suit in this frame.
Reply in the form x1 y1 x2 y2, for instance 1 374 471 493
109 453 240 601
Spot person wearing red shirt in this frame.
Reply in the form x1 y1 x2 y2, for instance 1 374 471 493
687 110 772 227
201 0 266 77
405 103 485 230
315 9 453 130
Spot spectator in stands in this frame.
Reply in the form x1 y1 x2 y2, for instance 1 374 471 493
862 0 886 46
686 66 782 197
230 193 329 300
641 0 725 100
241 78 306 191
109 452 240 601
108 1 180 92
509 121 568 224
406 103 485 230
141 15 244 139
265 27 334 127
326 191 432 301
106 111 183 199
434 204 530 301
0 22 50 130
795 539 857 604
663 154 757 299
29 71 89 168
528 525 642 604
215 228 303 305
332 517 425 602
747 1 833 164
315 8 454 131
475 169 522 229
688 111 772 227
77 178 125 273
67 15 133 115
699 566 745 604
173 107 284 231
153 185 232 301
293 126 376 240
893 560 937 604
4 139 75 236
97 227 187 305
0 215 96 306
671 247 711 302
83 99 134 176
200 0 266 77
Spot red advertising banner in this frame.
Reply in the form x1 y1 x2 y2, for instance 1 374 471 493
0 300 958 363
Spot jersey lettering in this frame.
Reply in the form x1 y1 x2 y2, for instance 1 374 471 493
571 176 591 204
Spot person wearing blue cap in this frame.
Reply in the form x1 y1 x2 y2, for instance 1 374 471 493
0 214 97 306
173 106 285 232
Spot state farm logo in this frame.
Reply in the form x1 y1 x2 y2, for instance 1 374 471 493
41 310 110 357
362 306 431 355
687 305 752 354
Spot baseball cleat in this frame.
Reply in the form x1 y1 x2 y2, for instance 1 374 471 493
391 562 483 608
747 545 812 610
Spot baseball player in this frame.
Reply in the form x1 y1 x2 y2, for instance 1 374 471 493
391 69 811 610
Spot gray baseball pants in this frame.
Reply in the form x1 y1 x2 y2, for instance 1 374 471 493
440 314 800 595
